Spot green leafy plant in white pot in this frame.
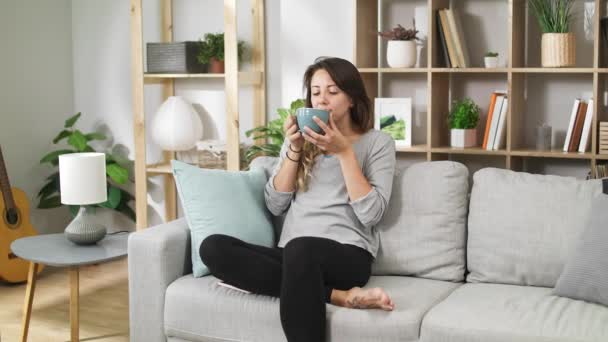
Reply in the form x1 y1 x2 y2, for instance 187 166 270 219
378 21 420 68
484 51 499 68
529 0 576 67
448 98 480 148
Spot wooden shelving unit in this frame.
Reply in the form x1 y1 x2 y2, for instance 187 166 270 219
354 0 608 179
131 0 266 229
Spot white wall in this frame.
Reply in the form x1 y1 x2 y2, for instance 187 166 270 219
0 0 74 234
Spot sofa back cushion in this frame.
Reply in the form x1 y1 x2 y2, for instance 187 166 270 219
467 168 603 287
372 161 469 282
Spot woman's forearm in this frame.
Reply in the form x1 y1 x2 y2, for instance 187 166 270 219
337 147 372 201
272 148 301 192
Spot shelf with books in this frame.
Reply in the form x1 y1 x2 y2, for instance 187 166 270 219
509 74 594 154
432 0 509 69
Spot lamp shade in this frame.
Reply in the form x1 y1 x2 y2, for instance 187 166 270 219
151 96 203 151
59 153 107 205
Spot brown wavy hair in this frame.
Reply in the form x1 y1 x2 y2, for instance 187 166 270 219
296 57 373 192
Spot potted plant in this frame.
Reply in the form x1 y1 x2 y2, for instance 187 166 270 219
484 52 499 68
529 0 576 67
378 20 420 68
197 33 246 73
244 99 305 164
448 98 480 148
37 112 136 221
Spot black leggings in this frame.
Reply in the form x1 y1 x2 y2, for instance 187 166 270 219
200 234 373 342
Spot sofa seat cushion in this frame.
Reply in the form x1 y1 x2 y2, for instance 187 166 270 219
164 275 461 342
420 283 608 342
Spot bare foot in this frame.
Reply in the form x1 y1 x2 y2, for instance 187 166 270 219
345 287 395 311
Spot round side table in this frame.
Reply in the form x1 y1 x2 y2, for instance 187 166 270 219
10 233 128 342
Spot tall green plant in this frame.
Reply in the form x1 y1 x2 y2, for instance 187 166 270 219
529 0 575 33
37 112 136 221
244 99 305 163
448 98 480 129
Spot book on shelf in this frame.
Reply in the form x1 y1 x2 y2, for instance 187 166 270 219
486 94 505 151
578 99 594 153
492 97 508 150
445 8 470 68
438 9 459 68
568 101 588 152
436 10 451 68
563 99 581 152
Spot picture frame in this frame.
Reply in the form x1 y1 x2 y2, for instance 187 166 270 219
374 98 412 147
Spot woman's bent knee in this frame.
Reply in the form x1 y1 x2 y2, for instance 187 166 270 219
200 234 232 265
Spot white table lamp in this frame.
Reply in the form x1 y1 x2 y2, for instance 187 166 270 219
59 153 108 245
151 96 203 151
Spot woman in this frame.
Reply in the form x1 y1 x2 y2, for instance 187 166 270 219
201 56 396 342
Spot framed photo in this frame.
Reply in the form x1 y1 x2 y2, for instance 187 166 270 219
374 98 412 147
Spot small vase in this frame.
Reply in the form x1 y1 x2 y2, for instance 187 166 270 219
386 40 417 68
541 33 576 67
484 56 499 68
450 129 477 148
209 57 225 73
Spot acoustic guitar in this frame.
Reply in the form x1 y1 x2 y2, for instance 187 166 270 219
0 146 43 283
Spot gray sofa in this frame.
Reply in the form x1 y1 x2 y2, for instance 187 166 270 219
128 159 608 342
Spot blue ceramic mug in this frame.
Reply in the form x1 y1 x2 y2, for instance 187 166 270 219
295 108 329 134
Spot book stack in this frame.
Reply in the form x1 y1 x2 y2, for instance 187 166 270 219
601 122 608 154
436 8 469 68
482 92 508 150
563 99 594 153
596 164 607 178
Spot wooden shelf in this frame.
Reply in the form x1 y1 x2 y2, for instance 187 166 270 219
596 154 608 160
146 162 172 175
431 147 508 156
431 68 508 73
358 68 428 73
510 68 595 74
396 144 428 153
144 71 263 85
510 149 593 159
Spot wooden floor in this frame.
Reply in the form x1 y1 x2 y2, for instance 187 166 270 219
0 258 129 342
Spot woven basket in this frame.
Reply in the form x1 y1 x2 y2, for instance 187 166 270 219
600 122 608 154
541 33 576 67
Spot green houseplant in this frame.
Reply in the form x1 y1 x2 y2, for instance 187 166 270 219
197 33 246 73
484 51 499 68
448 98 480 148
244 99 305 164
529 0 576 67
37 112 136 221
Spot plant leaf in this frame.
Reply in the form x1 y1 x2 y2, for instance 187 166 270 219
69 205 80 217
65 112 81 128
84 132 107 141
67 130 87 151
40 150 74 165
52 130 72 144
116 201 136 222
37 180 58 200
107 163 128 184
277 108 291 120
38 195 62 209
99 186 122 209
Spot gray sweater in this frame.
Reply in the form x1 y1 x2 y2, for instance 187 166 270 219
264 129 396 257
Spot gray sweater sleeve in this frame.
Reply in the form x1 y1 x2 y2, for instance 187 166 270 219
264 139 295 216
349 134 396 229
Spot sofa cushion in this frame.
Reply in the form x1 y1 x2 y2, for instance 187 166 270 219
553 194 608 306
172 160 275 277
467 168 603 287
164 275 460 342
420 283 608 342
372 161 469 281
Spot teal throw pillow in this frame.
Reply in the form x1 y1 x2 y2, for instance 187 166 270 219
172 160 275 277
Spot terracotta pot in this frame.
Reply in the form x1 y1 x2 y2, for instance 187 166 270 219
541 33 576 67
208 57 225 73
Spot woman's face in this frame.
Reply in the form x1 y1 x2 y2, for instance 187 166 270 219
310 69 353 124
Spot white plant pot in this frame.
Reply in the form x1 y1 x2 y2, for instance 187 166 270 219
387 40 417 68
450 129 477 148
484 56 499 68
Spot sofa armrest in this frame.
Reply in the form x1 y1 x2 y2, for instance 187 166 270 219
128 218 191 342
